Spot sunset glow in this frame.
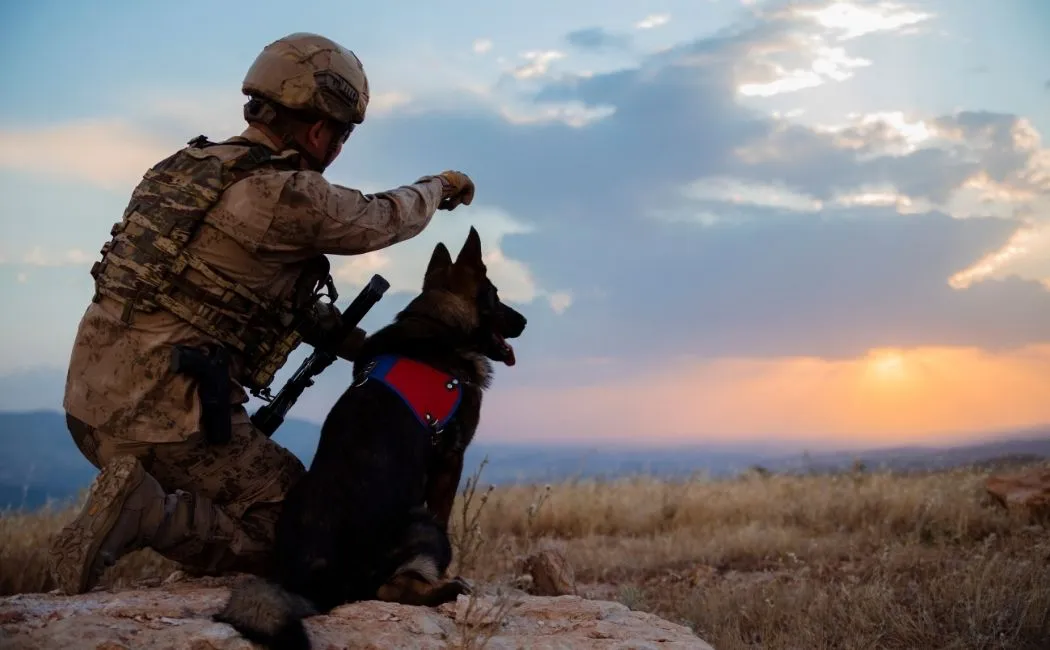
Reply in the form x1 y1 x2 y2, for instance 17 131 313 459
489 344 1050 448
866 349 908 382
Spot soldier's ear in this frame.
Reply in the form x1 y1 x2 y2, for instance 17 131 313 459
454 226 483 271
423 242 452 289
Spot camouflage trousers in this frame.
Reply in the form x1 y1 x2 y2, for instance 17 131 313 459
65 406 306 576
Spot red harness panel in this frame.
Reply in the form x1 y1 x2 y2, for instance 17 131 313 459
365 354 463 431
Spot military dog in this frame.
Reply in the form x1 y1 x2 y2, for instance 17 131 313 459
214 226 526 650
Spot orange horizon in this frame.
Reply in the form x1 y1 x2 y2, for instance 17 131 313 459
482 343 1050 448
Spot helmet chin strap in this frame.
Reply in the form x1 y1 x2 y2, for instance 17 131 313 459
285 135 328 172
285 122 347 173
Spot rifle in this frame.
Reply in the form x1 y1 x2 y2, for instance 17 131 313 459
251 273 391 437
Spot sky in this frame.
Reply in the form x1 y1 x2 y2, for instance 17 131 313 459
1 0 1049 449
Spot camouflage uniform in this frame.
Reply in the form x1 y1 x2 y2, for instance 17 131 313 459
49 33 475 594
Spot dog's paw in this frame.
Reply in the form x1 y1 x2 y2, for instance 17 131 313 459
450 575 473 596
429 576 473 605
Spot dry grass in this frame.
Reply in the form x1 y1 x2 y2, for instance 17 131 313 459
3 461 1050 649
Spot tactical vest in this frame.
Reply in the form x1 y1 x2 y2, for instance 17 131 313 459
90 134 328 393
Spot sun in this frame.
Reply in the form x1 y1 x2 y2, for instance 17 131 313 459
867 349 908 381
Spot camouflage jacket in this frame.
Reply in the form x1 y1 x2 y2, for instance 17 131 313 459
64 126 444 442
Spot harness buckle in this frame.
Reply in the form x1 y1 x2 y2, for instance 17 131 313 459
425 412 443 446
352 360 377 388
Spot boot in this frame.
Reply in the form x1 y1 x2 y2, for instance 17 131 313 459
48 454 171 594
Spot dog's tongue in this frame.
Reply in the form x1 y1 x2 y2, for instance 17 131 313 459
496 334 516 366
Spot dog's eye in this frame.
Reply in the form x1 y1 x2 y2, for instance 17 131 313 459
478 282 498 311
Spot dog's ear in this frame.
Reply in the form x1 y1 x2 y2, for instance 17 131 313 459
454 226 484 271
423 242 453 288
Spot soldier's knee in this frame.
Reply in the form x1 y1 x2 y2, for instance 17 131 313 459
65 413 102 468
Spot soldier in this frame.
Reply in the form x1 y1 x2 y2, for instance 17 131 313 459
48 32 476 595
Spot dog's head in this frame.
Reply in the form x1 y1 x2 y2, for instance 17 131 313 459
419 226 527 366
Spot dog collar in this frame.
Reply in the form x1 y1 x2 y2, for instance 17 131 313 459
356 354 464 436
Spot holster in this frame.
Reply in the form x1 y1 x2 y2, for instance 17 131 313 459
170 343 232 445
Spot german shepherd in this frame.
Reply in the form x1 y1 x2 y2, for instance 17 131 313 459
214 226 527 650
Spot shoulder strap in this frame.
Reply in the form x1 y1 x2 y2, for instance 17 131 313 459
185 134 300 173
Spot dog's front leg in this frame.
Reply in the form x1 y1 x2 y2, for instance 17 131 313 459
426 451 465 530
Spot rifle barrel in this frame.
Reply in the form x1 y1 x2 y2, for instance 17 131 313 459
250 274 390 437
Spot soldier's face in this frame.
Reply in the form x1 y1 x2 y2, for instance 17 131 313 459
304 120 347 169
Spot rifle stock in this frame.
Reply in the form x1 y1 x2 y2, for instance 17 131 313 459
251 273 391 437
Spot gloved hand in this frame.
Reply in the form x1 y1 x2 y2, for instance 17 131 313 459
308 301 342 335
435 170 475 210
335 326 367 362
300 302 366 361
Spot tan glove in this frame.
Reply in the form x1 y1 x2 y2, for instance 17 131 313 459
435 170 475 210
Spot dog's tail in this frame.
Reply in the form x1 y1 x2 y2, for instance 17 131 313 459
213 575 318 650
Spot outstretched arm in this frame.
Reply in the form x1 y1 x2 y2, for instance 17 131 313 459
268 171 446 257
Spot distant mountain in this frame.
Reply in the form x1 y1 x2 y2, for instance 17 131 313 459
0 410 326 511
1 409 1048 512
0 411 96 511
0 409 773 510
0 368 66 413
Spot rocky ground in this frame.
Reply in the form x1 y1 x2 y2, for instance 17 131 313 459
0 574 714 650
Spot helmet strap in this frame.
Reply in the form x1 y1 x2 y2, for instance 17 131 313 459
277 133 322 172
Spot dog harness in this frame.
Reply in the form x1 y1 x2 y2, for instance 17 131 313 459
358 354 463 439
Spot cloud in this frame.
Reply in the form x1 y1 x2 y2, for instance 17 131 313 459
0 246 96 268
547 291 573 314
368 92 414 115
0 85 424 196
352 10 991 236
565 28 632 51
680 176 825 215
496 100 617 129
510 50 566 80
789 1 933 41
330 206 570 314
949 222 1050 290
732 1 931 98
473 38 493 54
4 0 1047 374
505 209 1050 361
0 119 170 191
727 107 1050 239
635 14 670 30
328 3 1050 361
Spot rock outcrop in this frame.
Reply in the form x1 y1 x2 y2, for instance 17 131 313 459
516 548 578 597
0 577 714 649
985 466 1050 522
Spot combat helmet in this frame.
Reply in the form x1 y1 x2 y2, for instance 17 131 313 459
242 32 370 128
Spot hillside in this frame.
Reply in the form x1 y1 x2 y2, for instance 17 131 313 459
3 409 1049 511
